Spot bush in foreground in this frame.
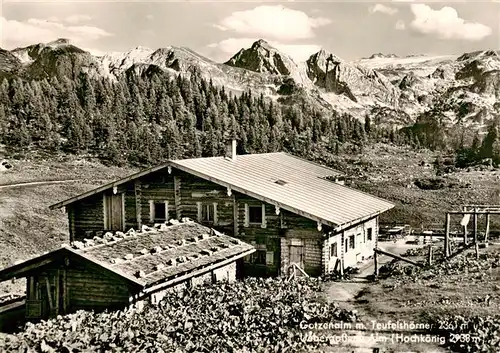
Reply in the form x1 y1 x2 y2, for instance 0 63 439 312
431 315 500 353
3 277 357 352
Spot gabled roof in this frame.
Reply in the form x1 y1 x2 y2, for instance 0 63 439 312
171 153 393 230
50 152 393 230
0 221 255 290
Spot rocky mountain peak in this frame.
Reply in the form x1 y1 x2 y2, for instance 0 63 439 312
224 39 296 76
480 50 500 59
306 49 399 106
3 38 500 131
47 38 71 47
367 53 398 59
307 50 343 68
251 39 273 51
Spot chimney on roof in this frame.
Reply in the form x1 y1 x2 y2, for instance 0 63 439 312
225 139 237 161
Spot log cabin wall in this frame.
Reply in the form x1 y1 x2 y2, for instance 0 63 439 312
65 260 133 313
135 171 175 227
235 195 280 277
69 194 105 241
67 166 377 277
176 171 234 235
277 210 324 277
25 260 134 321
234 196 324 277
68 171 329 276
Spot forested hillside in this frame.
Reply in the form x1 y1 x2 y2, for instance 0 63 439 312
0 68 403 167
1 61 499 170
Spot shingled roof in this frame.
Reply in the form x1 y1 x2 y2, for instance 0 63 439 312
0 220 255 291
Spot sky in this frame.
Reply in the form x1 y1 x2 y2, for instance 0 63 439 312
0 1 499 63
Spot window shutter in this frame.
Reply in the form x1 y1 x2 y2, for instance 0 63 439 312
244 204 249 227
213 203 218 225
149 200 154 223
261 204 267 228
164 201 169 221
196 202 202 222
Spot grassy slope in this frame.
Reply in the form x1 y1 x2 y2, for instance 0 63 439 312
339 143 500 229
355 245 500 337
0 157 137 294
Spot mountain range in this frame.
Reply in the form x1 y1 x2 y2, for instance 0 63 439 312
1 38 500 132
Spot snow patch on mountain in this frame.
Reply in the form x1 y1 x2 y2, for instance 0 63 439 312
100 47 154 79
366 53 398 59
355 54 458 81
10 50 33 65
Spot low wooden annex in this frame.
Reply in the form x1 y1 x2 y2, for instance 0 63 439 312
49 143 394 277
0 220 254 323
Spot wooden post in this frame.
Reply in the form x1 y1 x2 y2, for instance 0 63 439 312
28 276 35 299
35 277 39 300
55 272 59 315
173 176 181 219
62 269 68 314
373 250 379 278
474 208 479 259
68 206 76 242
473 208 478 242
485 213 490 243
134 180 142 229
45 277 53 314
232 195 238 237
444 213 450 258
463 206 468 246
428 246 433 266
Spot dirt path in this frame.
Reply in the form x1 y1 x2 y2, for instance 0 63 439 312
0 179 78 190
327 238 421 302
320 239 448 352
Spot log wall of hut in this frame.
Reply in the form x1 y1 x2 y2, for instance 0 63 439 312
233 196 325 277
176 171 234 234
137 172 175 227
24 259 135 321
66 166 378 277
69 194 104 241
276 210 324 277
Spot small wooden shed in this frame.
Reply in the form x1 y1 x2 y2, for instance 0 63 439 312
0 220 254 323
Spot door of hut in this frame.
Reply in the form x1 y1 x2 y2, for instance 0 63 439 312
289 239 305 269
105 194 124 231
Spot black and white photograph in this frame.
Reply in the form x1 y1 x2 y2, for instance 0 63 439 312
0 0 499 351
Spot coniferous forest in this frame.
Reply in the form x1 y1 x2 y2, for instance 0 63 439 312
0 68 407 167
